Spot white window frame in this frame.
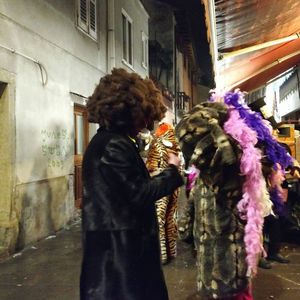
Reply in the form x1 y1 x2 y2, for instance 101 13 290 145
141 31 148 69
77 0 97 40
122 9 133 68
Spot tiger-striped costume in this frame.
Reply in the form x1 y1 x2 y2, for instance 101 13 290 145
146 123 182 264
137 129 154 162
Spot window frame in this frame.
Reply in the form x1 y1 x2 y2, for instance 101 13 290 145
122 9 134 68
141 31 148 69
77 0 97 40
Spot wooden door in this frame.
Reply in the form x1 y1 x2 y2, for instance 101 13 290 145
74 104 89 208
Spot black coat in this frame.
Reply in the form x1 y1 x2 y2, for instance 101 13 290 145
80 128 183 300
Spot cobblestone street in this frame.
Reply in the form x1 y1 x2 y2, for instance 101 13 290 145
1 219 300 300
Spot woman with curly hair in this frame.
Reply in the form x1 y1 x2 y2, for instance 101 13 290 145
80 68 183 300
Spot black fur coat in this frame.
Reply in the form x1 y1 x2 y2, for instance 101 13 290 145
80 127 183 300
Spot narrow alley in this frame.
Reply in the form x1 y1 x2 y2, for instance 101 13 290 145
1 218 300 300
1 1 300 300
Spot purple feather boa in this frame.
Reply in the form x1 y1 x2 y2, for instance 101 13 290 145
211 90 292 169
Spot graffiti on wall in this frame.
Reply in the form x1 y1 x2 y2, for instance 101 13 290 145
41 128 72 170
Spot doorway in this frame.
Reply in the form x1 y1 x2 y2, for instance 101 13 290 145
0 78 16 255
74 104 89 208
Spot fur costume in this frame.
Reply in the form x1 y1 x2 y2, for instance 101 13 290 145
80 128 183 300
146 123 181 263
176 102 250 299
176 91 291 299
80 68 184 300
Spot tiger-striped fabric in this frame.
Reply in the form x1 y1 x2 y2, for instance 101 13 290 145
146 124 181 264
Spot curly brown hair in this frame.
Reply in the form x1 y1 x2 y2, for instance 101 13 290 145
87 68 166 135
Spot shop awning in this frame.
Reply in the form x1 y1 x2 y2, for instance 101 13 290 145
202 0 300 91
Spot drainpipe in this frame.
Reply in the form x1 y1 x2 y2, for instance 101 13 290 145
174 24 177 125
0 43 48 85
107 0 115 73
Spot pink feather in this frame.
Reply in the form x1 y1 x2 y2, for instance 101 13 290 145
224 108 270 275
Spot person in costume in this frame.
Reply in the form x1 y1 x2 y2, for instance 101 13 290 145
280 150 300 244
259 142 300 269
80 68 183 300
146 122 182 264
175 90 291 300
215 91 293 272
176 102 254 299
136 128 154 162
259 161 290 269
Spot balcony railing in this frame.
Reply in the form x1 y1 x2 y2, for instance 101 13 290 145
176 91 190 111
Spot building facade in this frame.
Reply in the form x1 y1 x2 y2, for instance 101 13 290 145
0 0 214 257
0 0 149 257
142 0 212 125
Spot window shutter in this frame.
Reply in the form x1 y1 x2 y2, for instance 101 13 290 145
78 0 88 32
89 0 97 39
128 21 132 65
122 14 127 60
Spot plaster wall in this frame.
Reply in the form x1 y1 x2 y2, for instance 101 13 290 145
0 0 107 252
194 84 210 104
0 0 107 182
0 0 150 253
15 175 74 249
162 107 175 126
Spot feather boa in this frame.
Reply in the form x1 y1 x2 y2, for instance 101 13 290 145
210 89 290 274
221 91 292 169
268 163 286 215
224 108 272 275
219 90 291 211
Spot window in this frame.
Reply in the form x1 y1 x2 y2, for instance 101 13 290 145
77 0 97 40
141 31 148 69
122 9 133 66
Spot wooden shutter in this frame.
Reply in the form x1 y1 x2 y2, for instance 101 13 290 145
89 0 97 39
78 0 88 32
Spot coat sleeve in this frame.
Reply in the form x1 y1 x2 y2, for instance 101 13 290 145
99 138 183 208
